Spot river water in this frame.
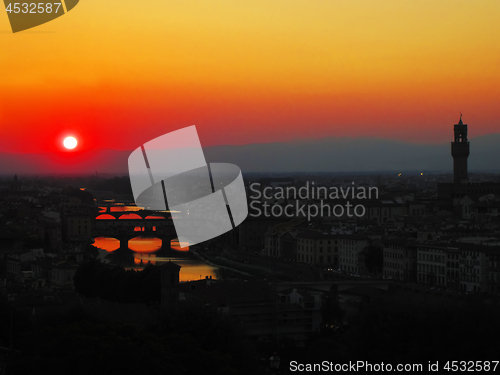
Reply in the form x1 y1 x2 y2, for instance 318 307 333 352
92 206 218 282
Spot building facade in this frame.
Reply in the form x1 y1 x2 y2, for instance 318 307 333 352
339 235 370 274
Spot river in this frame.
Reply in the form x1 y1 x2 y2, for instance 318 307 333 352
92 202 219 282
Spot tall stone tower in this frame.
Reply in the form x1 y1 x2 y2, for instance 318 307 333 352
451 114 470 185
160 261 181 310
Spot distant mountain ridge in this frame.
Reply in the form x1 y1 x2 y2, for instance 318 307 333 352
1 134 499 175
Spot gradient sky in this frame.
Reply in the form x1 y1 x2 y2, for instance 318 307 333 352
1 0 499 153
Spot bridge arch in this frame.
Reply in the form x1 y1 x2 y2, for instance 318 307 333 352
119 213 143 220
96 214 116 220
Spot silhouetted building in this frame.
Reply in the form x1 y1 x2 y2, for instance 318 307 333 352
452 114 470 185
5 248 43 281
200 280 322 346
51 260 78 290
161 261 181 310
414 243 500 292
339 235 370 274
296 231 340 266
62 189 97 243
383 239 417 282
12 174 20 193
438 116 500 201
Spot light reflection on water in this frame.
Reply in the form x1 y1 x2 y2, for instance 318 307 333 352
92 203 215 281
170 239 189 252
93 237 120 252
126 257 217 282
92 236 217 282
134 253 157 265
110 206 143 212
99 206 144 213
128 236 162 253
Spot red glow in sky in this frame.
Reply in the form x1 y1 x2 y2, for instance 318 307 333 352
1 1 499 155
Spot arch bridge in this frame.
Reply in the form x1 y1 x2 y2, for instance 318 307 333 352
96 209 175 220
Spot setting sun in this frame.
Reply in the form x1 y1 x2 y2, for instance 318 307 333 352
63 136 77 149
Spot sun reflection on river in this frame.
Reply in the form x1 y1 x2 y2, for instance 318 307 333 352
92 237 120 252
171 239 190 252
125 257 218 282
134 253 156 265
128 236 162 253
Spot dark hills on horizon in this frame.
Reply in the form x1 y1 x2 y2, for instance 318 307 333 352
1 134 499 175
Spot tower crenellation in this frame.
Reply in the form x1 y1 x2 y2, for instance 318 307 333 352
451 114 470 185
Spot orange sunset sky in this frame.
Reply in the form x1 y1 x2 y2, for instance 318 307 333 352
1 0 499 154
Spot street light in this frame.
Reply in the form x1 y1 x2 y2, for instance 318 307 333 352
270 352 280 373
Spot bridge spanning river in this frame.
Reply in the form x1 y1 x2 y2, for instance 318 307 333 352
94 209 177 250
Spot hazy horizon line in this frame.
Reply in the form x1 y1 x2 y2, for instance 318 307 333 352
2 132 500 155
